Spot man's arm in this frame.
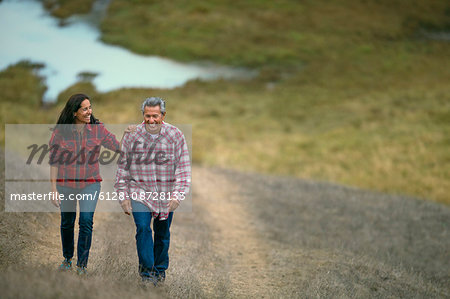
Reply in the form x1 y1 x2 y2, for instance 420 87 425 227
114 131 133 215
170 130 191 212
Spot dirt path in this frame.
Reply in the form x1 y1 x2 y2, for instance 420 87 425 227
88 166 276 298
188 167 273 298
13 165 276 298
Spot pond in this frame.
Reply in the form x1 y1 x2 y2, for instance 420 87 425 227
0 0 256 102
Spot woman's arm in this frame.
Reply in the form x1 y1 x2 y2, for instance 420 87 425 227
99 124 135 152
120 125 137 148
49 129 62 208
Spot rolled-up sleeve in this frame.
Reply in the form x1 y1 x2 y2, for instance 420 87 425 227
99 124 120 152
172 131 191 203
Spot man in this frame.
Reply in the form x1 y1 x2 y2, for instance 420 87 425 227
114 97 191 285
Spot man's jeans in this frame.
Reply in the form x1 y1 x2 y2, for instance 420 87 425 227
57 183 100 268
131 200 173 278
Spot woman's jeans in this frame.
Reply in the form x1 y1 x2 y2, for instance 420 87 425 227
57 183 100 268
131 200 173 278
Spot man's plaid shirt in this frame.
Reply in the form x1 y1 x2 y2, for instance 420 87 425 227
114 123 191 220
49 123 120 189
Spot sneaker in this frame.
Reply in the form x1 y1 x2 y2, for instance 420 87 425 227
58 259 72 271
76 266 87 275
141 275 158 286
157 271 166 283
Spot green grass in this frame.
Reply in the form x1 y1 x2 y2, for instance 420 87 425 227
40 0 96 19
99 0 450 66
70 66 449 204
0 61 47 108
1 0 449 204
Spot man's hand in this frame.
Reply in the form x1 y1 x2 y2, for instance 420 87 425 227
169 200 179 212
121 199 132 215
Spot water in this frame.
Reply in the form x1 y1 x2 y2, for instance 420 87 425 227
0 0 256 102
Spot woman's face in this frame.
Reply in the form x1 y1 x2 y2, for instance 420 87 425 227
73 99 92 124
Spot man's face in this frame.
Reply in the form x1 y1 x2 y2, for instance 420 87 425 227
143 105 165 134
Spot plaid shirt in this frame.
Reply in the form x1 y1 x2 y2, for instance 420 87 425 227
49 123 120 189
114 123 191 220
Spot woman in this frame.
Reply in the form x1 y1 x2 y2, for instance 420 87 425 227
49 93 126 275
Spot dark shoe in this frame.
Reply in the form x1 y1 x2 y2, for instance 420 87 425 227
76 266 87 275
58 258 72 271
141 275 158 286
157 271 166 283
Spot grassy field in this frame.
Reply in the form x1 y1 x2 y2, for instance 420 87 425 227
99 0 449 65
1 152 449 297
41 0 95 19
2 0 450 204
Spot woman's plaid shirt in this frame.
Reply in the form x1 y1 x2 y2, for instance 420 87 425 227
114 123 191 220
49 123 120 189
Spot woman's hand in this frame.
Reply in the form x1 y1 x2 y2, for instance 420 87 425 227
120 125 137 149
51 186 61 208
50 166 60 208
124 125 137 134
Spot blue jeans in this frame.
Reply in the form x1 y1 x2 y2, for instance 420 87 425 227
131 200 173 278
57 183 100 268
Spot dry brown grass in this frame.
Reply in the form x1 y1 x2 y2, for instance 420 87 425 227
1 143 449 297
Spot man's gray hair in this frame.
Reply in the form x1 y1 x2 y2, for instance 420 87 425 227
141 97 166 114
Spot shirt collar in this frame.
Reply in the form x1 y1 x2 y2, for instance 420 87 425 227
71 123 92 132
